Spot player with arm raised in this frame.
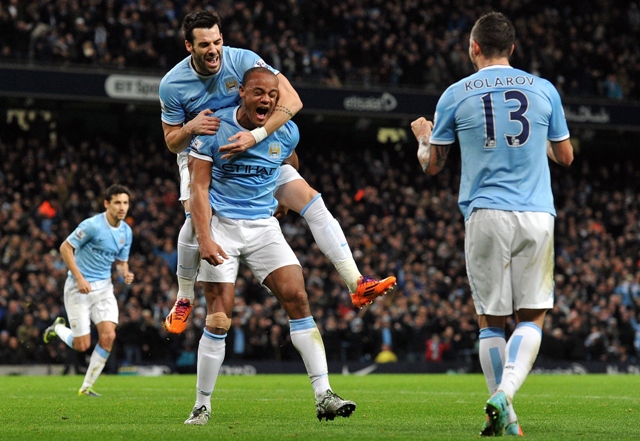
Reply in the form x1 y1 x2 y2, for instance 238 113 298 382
183 67 355 425
43 184 134 397
159 10 395 334
411 12 573 436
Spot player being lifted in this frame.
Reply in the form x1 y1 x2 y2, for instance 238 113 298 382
159 10 396 333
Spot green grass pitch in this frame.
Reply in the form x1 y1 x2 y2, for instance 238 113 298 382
1 373 638 440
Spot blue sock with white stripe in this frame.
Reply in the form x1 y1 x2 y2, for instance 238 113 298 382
195 329 226 411
478 327 506 395
500 322 542 403
289 316 331 397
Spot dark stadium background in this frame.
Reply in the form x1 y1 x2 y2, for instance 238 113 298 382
1 0 640 375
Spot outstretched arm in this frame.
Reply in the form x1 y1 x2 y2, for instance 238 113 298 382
219 73 303 159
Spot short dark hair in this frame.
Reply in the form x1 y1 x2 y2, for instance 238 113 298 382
182 10 222 44
242 67 277 85
470 12 515 59
105 184 131 202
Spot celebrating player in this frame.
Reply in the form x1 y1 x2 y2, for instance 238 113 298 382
43 184 134 396
411 12 574 436
159 10 396 334
183 67 355 425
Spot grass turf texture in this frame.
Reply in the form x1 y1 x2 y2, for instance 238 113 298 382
1 374 638 440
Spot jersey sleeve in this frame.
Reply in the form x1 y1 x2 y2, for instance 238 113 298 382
189 135 216 162
116 228 132 262
66 218 96 249
159 76 185 126
546 82 571 142
281 121 299 159
429 86 457 145
232 48 280 77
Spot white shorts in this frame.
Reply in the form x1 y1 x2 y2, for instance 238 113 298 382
198 214 300 284
276 164 303 188
178 151 190 201
63 277 119 337
465 209 555 316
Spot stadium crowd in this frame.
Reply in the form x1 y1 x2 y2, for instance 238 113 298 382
1 0 640 100
1 109 639 371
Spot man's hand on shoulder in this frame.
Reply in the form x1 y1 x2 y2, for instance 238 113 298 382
186 109 220 137
218 131 257 159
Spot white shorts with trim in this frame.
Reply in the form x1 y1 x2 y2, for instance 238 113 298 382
177 151 190 201
198 214 301 284
63 277 119 337
465 209 555 316
276 164 303 188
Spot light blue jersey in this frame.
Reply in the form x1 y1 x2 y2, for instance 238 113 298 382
430 65 570 220
159 46 279 131
189 106 299 219
66 213 133 282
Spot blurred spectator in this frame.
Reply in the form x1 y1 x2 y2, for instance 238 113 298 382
375 343 398 363
0 1 639 101
425 334 451 362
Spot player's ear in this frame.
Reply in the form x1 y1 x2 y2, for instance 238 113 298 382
185 40 193 53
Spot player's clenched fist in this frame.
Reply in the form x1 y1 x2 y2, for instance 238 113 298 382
411 117 434 141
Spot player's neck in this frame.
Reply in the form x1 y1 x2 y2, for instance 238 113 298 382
235 107 257 131
105 212 120 227
476 57 510 70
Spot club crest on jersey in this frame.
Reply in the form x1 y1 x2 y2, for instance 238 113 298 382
224 78 239 93
268 142 281 158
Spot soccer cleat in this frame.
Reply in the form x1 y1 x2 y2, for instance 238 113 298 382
483 391 509 436
78 387 102 397
43 317 66 343
350 275 397 308
315 389 356 421
164 298 193 334
184 405 211 425
505 422 524 436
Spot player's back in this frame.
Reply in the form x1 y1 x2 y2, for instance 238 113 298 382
445 66 566 218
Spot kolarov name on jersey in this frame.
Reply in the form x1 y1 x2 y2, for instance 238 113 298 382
464 75 535 92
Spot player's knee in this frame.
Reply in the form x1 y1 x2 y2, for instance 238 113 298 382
99 331 116 349
205 312 231 334
73 339 90 352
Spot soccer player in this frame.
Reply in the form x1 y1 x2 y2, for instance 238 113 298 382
159 10 395 333
43 184 134 396
411 12 574 436
183 67 355 425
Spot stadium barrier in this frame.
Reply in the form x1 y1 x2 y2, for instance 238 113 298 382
1 64 639 129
